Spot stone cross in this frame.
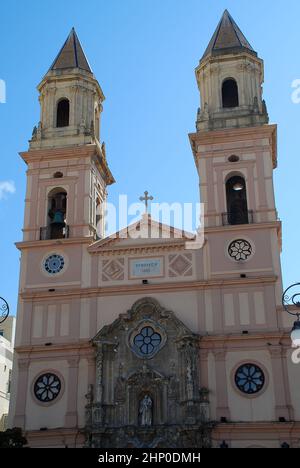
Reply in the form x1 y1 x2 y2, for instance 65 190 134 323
139 191 154 214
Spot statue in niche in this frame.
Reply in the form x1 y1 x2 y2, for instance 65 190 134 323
139 394 153 427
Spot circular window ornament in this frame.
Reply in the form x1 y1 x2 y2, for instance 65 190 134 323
34 373 61 403
44 254 65 275
129 321 166 359
228 239 253 262
134 326 162 356
228 155 240 163
235 364 265 395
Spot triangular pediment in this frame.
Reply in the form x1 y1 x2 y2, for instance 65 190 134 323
88 215 195 254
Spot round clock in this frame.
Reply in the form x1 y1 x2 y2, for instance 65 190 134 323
44 254 65 275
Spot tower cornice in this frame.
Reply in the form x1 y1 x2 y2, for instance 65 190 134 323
20 143 115 185
189 124 277 169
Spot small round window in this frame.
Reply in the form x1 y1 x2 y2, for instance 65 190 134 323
235 364 265 395
134 327 162 356
34 373 62 403
228 239 253 262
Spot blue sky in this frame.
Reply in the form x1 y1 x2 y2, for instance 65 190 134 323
1 0 300 315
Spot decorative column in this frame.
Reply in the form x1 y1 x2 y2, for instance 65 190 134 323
213 350 231 421
92 345 104 426
14 359 30 428
87 355 96 389
269 346 292 421
65 357 79 427
199 349 209 390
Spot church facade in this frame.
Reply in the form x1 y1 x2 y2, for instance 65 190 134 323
9 11 300 448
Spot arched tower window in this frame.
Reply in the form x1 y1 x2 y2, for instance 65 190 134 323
222 79 239 108
226 175 249 225
56 99 70 128
47 188 67 239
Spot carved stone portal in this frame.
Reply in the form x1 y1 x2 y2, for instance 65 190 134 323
85 297 213 448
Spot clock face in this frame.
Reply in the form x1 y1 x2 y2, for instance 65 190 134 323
44 254 65 275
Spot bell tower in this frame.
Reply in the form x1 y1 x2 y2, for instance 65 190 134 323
21 28 114 242
31 28 104 150
190 11 283 304
196 10 268 132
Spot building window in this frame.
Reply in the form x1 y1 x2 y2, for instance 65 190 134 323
129 320 166 359
56 99 70 127
0 330 3 337
235 364 265 395
34 373 61 403
47 188 67 239
228 239 253 262
134 327 162 356
226 175 249 225
222 79 239 108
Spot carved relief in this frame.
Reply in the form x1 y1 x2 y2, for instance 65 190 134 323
87 298 212 448
168 253 192 277
102 258 125 281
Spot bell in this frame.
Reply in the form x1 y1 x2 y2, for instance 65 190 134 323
51 210 65 225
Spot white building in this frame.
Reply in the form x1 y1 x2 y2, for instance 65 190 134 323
0 317 15 431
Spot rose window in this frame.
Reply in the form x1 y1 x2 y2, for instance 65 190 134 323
235 364 265 395
34 373 61 403
228 239 252 261
133 327 162 356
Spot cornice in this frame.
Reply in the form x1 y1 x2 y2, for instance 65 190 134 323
14 330 290 355
189 124 277 145
204 220 281 234
20 275 277 301
189 124 277 169
16 236 94 251
20 144 97 163
200 331 290 348
90 242 188 256
213 421 300 435
14 341 93 357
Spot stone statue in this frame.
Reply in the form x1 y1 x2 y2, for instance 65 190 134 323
80 118 86 134
85 384 94 406
90 120 95 138
31 126 37 140
139 395 152 427
101 142 107 161
203 102 209 119
37 121 42 138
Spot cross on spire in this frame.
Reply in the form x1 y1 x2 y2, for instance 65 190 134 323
139 191 154 214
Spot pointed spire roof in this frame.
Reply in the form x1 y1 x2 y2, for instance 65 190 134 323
202 10 257 60
49 28 92 73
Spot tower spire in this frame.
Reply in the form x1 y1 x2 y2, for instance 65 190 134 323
49 27 92 73
202 9 256 61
